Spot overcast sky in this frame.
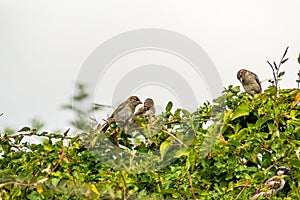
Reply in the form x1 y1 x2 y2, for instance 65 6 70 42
1 0 300 131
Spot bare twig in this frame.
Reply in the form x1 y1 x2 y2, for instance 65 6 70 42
235 185 248 199
161 129 186 147
266 46 289 97
263 160 280 172
0 178 48 188
187 172 197 200
45 146 65 178
92 103 114 109
2 129 73 140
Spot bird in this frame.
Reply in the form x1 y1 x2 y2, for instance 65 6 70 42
100 96 142 132
250 166 290 200
131 98 155 123
237 69 262 96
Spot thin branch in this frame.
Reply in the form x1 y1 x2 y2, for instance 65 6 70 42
161 129 187 147
165 120 181 125
0 178 48 188
235 185 248 200
45 146 65 178
187 172 197 200
267 61 277 87
263 160 280 172
259 78 274 83
92 103 114 109
2 129 73 140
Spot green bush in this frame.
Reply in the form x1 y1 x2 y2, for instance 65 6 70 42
1 85 300 199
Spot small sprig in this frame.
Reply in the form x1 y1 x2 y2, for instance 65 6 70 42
267 46 289 96
297 53 300 89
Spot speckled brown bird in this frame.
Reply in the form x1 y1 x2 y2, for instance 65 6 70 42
101 96 142 131
131 98 155 123
237 69 262 96
250 166 289 200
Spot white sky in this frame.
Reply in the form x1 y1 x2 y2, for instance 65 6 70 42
0 0 300 131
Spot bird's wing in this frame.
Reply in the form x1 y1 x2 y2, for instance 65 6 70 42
110 101 127 118
133 107 145 117
130 107 145 123
265 176 283 190
255 74 262 92
144 106 155 117
254 176 281 194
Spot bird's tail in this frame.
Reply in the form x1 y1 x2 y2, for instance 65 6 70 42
95 122 109 132
249 193 263 200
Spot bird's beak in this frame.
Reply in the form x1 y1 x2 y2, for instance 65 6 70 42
138 100 142 104
286 168 290 172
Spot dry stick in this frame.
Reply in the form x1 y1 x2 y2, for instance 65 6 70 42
3 130 73 140
267 61 278 92
160 129 186 146
45 146 65 178
0 178 49 188
235 185 248 200
263 159 280 172
187 172 197 200
92 103 114 110
259 78 274 83
165 120 181 125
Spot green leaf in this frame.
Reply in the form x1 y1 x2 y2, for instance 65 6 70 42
228 182 234 192
51 178 61 187
160 138 173 161
234 128 248 143
230 103 250 120
27 191 42 200
290 158 300 168
17 127 31 132
278 71 285 77
165 101 173 112
175 148 190 158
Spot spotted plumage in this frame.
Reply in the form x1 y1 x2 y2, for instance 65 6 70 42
100 96 142 131
131 98 155 123
237 69 262 96
250 166 289 200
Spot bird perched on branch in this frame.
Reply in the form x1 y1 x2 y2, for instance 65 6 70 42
250 166 289 200
237 69 262 96
131 98 155 123
100 96 142 132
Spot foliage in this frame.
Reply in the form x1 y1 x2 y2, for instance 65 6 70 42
1 48 300 199
61 83 101 131
1 85 300 199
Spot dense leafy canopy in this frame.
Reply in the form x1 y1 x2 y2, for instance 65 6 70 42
1 85 300 199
